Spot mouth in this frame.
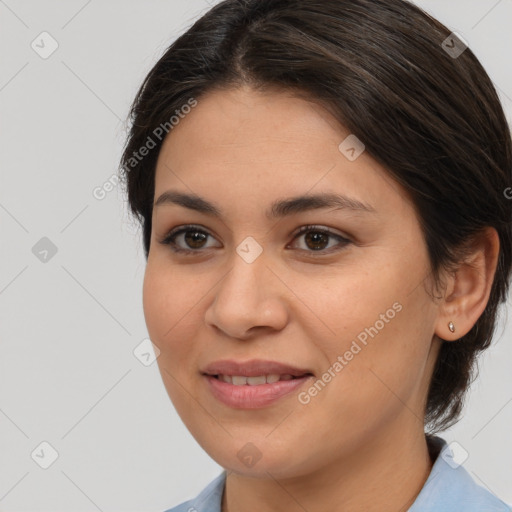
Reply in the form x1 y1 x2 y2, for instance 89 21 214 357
201 358 314 380
208 373 313 385
200 359 315 408
202 373 314 408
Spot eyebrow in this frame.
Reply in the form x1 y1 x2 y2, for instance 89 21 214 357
153 190 377 219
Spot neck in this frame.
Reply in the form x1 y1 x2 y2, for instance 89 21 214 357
222 421 434 512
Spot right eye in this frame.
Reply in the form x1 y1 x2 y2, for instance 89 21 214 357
159 224 221 254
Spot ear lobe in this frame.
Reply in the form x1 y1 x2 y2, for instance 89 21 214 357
434 227 500 341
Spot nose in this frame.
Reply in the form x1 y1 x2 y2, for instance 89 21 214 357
204 250 289 340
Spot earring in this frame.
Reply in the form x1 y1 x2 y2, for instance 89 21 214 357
448 321 455 333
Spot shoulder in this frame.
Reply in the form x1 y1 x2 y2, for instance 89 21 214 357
409 435 511 512
162 471 227 512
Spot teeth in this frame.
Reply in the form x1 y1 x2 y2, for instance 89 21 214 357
216 374 291 385
246 375 267 385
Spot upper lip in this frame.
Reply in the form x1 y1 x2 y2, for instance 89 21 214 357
201 359 314 377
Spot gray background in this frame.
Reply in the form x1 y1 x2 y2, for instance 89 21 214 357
0 1 511 510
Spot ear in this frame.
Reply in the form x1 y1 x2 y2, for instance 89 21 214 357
434 227 500 341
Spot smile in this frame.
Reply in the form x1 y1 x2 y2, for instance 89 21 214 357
204 373 314 408
214 374 301 385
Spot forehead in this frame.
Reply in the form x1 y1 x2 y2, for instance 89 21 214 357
156 85 347 168
153 86 408 218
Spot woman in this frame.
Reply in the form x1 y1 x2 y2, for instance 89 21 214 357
119 0 511 510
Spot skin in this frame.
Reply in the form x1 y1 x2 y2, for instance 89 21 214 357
143 84 499 512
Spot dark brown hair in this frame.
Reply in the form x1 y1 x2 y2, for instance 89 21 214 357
119 0 512 433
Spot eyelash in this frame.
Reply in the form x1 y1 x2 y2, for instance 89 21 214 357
158 224 352 256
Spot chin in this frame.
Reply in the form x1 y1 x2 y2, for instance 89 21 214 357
200 437 312 479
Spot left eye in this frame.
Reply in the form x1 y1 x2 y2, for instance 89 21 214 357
289 225 351 253
159 224 351 255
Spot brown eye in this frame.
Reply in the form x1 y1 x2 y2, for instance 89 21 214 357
159 225 219 254
159 224 351 256
303 231 330 251
289 225 351 254
183 230 208 249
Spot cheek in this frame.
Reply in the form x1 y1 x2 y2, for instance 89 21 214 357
313 259 434 397
143 259 185 334
142 264 199 412
142 264 165 341
142 262 202 367
143 263 183 356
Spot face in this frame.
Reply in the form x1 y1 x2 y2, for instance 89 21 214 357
143 85 442 478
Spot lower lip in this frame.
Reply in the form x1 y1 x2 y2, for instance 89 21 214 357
203 374 313 409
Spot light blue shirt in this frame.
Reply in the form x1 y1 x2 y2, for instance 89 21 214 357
163 435 510 512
